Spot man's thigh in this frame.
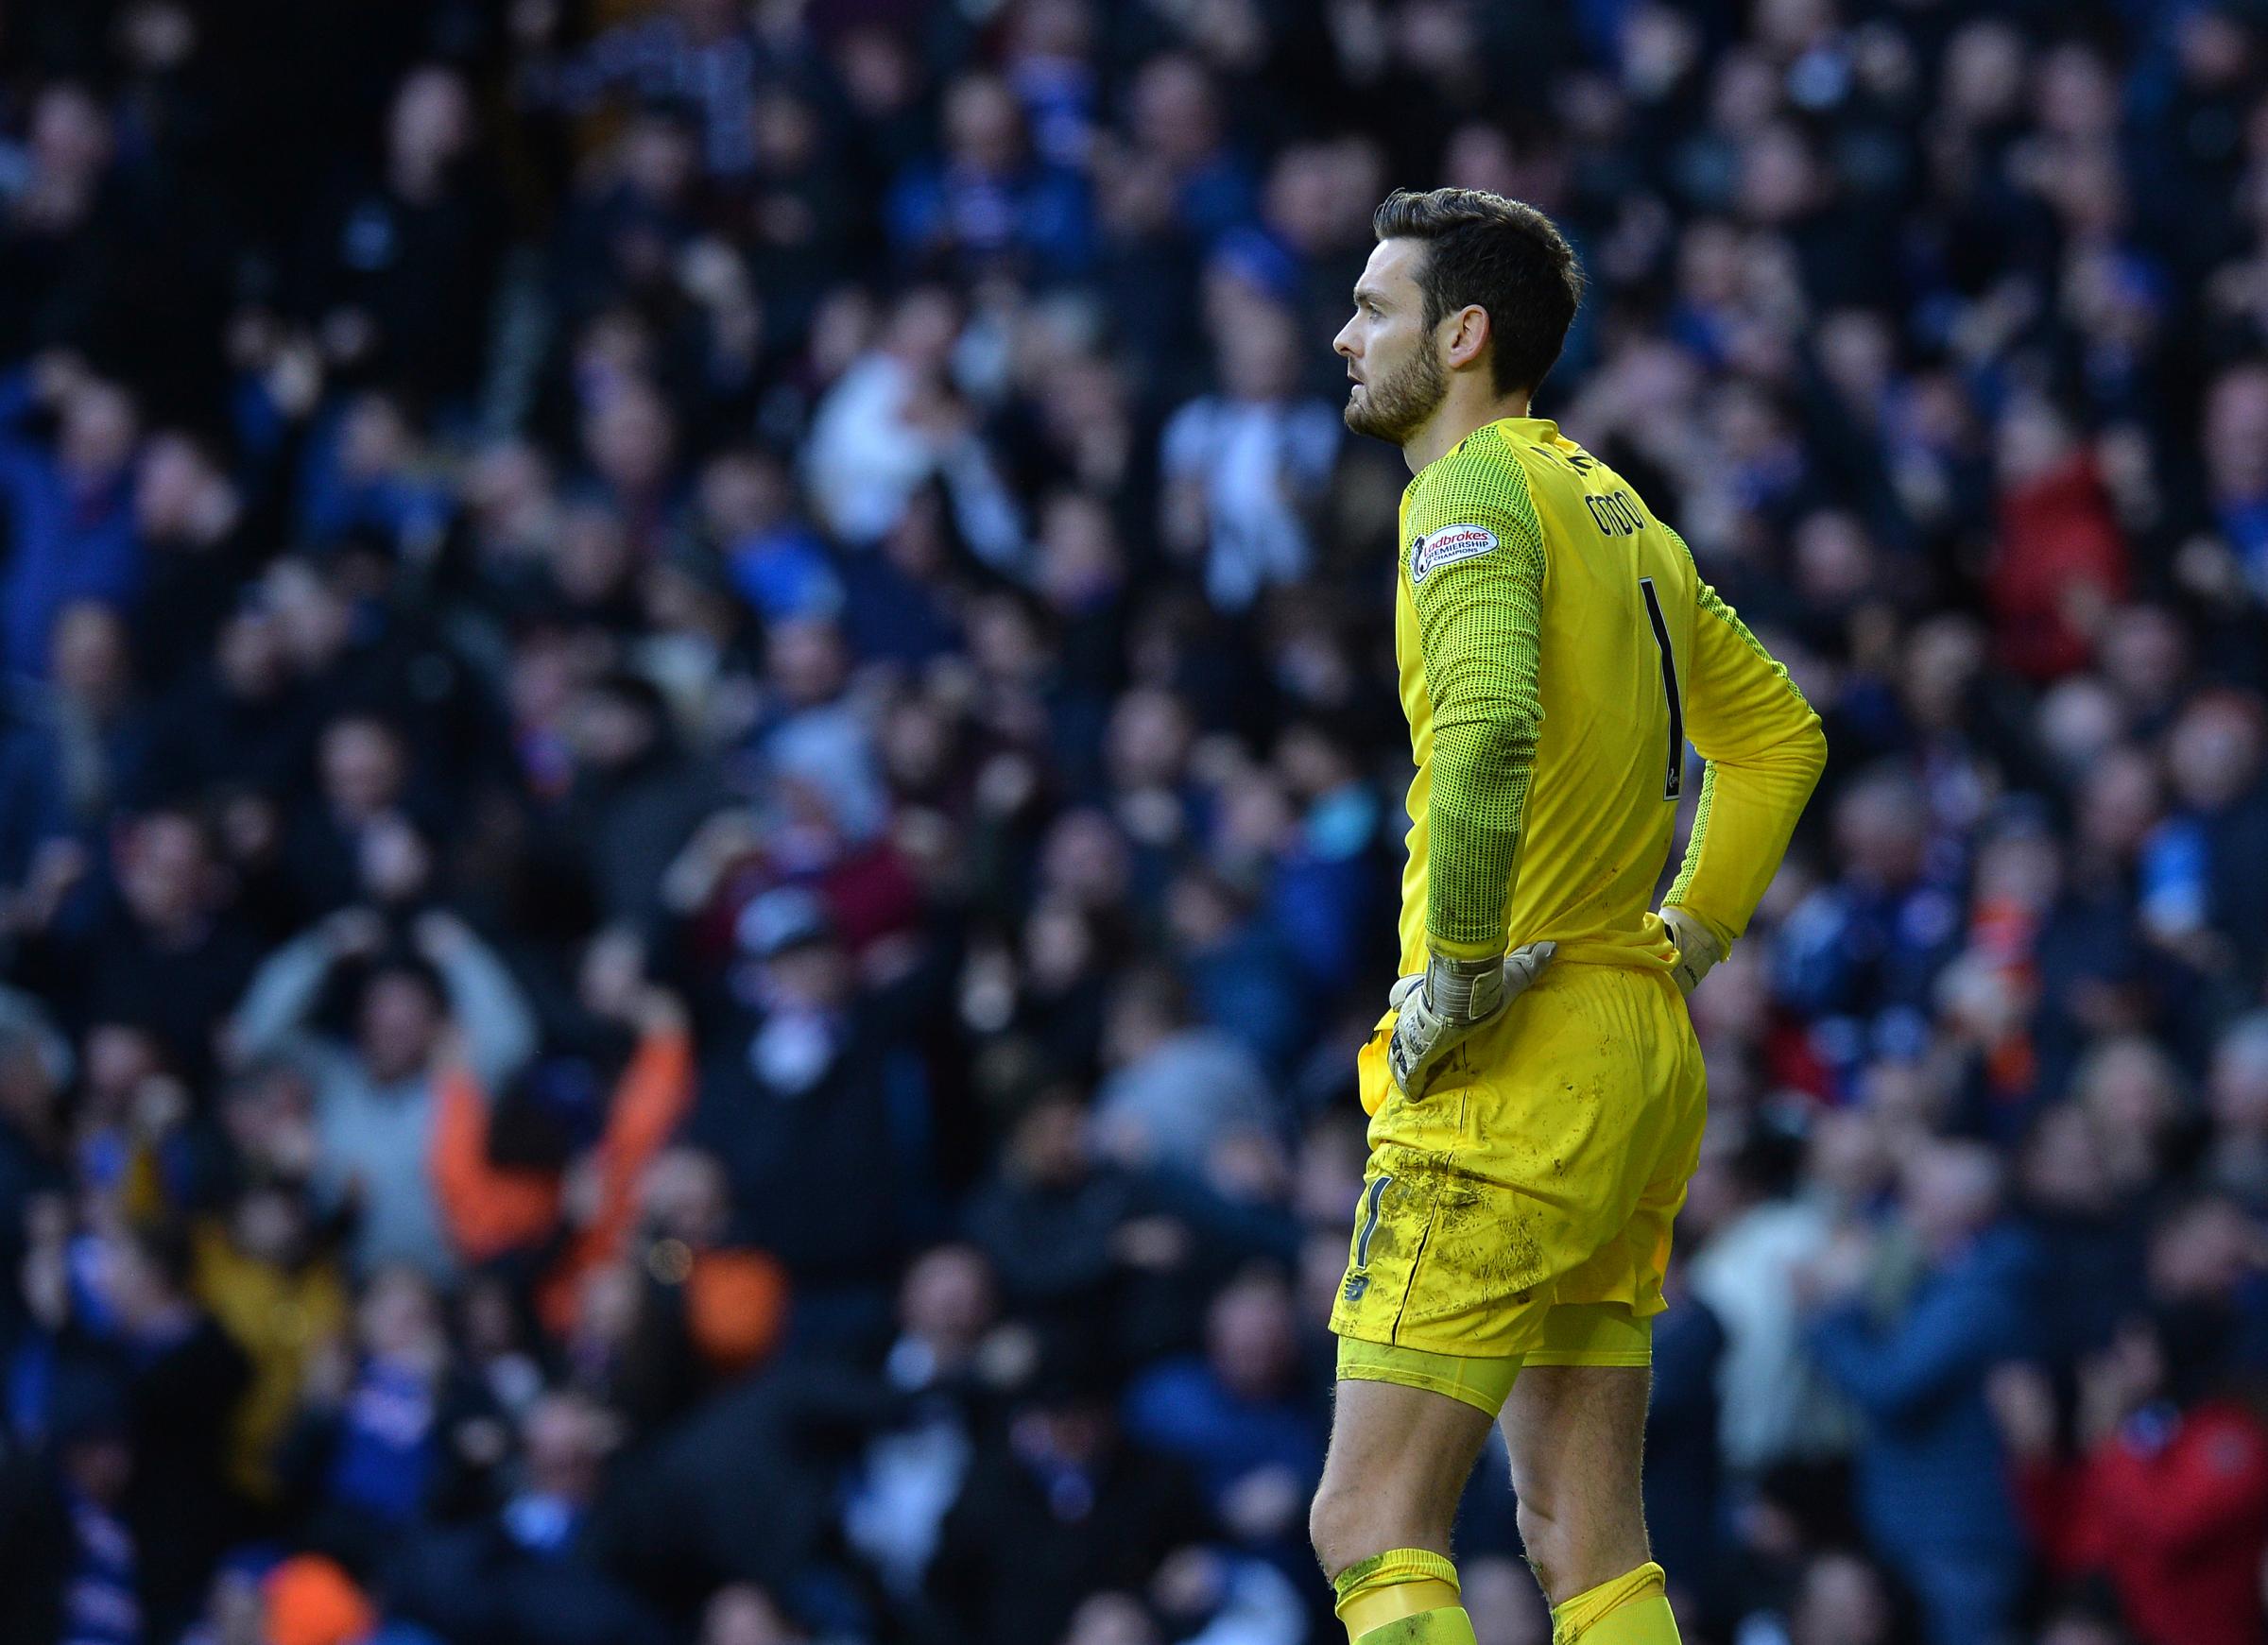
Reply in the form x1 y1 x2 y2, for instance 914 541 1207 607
1313 1375 1499 1574
1498 1362 1653 1599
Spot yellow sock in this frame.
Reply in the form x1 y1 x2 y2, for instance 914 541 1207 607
1332 1548 1478 1644
1549 1562 1679 1645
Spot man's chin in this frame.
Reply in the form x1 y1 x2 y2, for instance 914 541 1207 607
1343 394 1402 442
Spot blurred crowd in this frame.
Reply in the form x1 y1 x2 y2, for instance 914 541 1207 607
0 1 2267 1644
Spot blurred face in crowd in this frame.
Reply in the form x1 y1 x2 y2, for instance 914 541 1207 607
1335 236 1450 444
641 1147 731 1247
2165 692 2264 812
1022 896 1095 992
2036 43 2119 141
1941 21 2027 127
221 1063 316 1175
1166 871 1243 951
1736 124 1818 224
359 1266 443 1364
620 113 697 207
320 717 406 820
1902 1143 2002 1256
766 618 848 707
2205 365 2268 500
0 1027 59 1136
700 450 788 541
2075 1037 2180 1188
899 1242 997 1357
2209 1017 2268 1138
2148 1197 2255 1301
2035 676 2124 777
521 1391 611 1503
701 1585 803 1645
230 1184 309 1266
1831 777 1927 885
2019 1101 2113 1215
2033 1616 2128 1645
387 66 472 183
1970 824 2060 916
216 609 286 697
50 600 131 708
1058 1593 1158 1645
1040 809 1130 909
358 968 442 1084
585 381 676 496
2076 745 2159 862
1036 491 1121 612
99 1230 184 1331
465 439 554 547
1788 1551 1894 1645
1995 393 2076 486
63 1433 131 1508
1792 512 1874 611
674 0 739 41
262 561 352 672
943 75 1023 175
338 394 414 481
60 377 138 483
1105 688 1192 792
761 936 851 1016
30 82 112 186
120 811 210 933
136 432 231 541
553 503 633 608
2097 605 2188 712
1206 1276 1296 1399
1219 303 1299 403
1009 1097 1091 1189
84 1027 161 1127
569 685 658 773
883 287 959 373
1131 55 1218 169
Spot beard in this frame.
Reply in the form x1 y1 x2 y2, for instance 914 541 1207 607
1344 345 1448 445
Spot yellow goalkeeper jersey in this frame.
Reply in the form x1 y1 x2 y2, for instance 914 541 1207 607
1392 416 1826 978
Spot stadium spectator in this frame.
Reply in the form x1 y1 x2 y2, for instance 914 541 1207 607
1805 1141 2035 1645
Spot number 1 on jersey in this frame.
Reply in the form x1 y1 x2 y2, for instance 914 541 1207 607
1638 577 1682 800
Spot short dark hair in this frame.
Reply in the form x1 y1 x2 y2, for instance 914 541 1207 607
1372 187 1585 397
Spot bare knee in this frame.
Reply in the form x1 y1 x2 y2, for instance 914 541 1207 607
1313 1379 1493 1581
1516 1495 1569 1598
1309 1469 1453 1582
1516 1484 1651 1606
1308 1474 1357 1577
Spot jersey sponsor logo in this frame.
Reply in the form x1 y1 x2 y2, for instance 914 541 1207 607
1409 523 1498 585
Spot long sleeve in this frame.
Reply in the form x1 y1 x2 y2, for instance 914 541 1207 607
1807 1280 1999 1423
230 926 335 1062
1661 532 1827 950
431 929 538 1093
429 1060 560 1262
539 1020 696 1334
1407 463 1549 961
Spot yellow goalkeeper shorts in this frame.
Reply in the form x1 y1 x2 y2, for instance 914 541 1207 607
1328 960 1706 1400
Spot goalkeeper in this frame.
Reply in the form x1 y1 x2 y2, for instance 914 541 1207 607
1311 188 1827 1645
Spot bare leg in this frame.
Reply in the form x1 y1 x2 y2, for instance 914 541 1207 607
1497 1365 1654 1606
1310 1376 1497 1581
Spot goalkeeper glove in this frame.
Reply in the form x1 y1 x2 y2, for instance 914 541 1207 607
1387 941 1557 1101
1658 904 1725 996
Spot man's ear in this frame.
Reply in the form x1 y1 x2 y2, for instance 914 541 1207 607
1442 303 1492 374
